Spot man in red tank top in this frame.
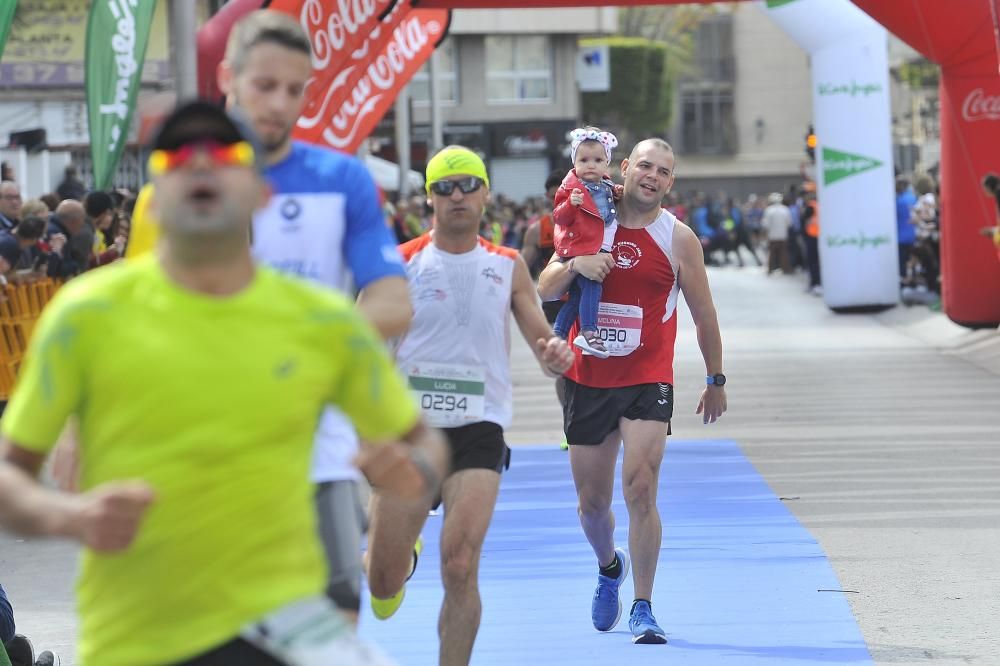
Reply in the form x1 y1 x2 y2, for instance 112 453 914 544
538 138 728 646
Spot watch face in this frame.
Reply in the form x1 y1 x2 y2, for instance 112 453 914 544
713 374 726 386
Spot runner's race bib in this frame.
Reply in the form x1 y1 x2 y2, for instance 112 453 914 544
406 362 486 427
596 302 643 356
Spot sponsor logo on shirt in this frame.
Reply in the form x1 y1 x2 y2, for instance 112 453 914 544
481 267 504 284
280 198 302 232
613 240 642 269
417 288 447 302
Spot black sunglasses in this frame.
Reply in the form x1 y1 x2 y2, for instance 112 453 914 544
429 177 484 197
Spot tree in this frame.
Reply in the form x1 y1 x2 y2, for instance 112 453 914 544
579 5 720 147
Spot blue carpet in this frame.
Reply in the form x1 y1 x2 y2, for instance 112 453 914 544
360 440 873 665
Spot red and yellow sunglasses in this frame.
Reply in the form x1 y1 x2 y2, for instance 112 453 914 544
148 140 255 176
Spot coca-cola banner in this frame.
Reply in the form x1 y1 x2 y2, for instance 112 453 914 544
937 78 1000 325
195 1 401 103
293 1 415 140
293 8 450 153
764 0 897 310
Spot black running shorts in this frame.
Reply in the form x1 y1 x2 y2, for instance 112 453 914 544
562 378 673 445
443 421 510 474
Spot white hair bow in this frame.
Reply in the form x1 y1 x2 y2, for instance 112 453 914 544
570 128 618 164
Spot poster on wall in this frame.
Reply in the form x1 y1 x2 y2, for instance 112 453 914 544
1 0 169 88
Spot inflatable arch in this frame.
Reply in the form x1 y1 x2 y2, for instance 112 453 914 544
198 0 1000 323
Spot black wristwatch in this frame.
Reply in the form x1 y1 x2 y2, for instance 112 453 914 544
706 373 726 387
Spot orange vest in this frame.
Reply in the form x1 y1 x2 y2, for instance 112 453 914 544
805 201 820 238
538 214 555 248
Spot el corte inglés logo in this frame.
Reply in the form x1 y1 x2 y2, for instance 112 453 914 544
818 81 883 97
822 147 883 186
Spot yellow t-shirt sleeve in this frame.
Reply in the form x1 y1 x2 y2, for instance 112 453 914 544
0 291 88 452
125 184 159 259
330 320 419 442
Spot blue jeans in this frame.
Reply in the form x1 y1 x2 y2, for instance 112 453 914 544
0 583 14 644
554 273 603 338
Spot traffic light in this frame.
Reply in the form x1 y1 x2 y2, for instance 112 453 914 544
805 125 816 162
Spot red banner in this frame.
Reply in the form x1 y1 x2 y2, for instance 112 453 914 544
196 0 267 101
196 1 400 102
293 8 450 153
293 0 414 139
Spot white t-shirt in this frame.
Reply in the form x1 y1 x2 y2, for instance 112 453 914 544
253 142 405 482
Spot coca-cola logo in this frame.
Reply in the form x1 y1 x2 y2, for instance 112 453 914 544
298 1 410 131
322 16 442 149
300 0 394 70
962 88 1000 122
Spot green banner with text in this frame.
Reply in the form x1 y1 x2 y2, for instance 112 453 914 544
85 0 157 189
0 2 16 63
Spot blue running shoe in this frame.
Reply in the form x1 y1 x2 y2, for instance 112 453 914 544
629 600 667 644
591 548 630 631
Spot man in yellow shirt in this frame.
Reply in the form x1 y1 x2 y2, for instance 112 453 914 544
0 102 447 666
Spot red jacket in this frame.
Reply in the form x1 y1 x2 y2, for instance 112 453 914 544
552 169 617 258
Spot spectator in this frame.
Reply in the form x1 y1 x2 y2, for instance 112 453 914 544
801 191 822 295
55 165 86 201
18 200 48 221
84 191 115 255
46 200 90 278
895 176 918 282
0 182 21 231
37 194 59 213
7 216 48 272
0 231 20 281
906 174 941 294
980 173 1000 261
763 192 792 275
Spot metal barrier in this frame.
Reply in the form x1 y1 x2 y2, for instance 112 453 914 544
0 280 61 400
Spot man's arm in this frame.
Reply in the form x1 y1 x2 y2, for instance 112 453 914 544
520 222 541 275
673 223 727 424
537 252 615 302
355 420 449 503
0 441 155 550
356 275 413 339
510 255 574 377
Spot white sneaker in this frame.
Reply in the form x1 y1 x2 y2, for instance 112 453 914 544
573 333 610 359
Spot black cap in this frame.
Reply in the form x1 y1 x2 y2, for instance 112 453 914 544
84 191 114 217
149 100 264 171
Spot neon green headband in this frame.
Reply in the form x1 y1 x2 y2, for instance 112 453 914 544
425 147 489 194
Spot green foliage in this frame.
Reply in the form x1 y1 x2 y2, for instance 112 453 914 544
896 59 939 89
579 38 673 138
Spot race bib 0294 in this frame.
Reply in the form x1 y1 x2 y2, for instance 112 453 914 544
406 362 486 428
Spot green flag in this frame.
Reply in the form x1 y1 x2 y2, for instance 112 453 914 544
85 0 157 189
0 2 16 62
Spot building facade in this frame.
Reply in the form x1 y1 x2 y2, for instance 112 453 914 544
668 6 814 200
372 8 616 202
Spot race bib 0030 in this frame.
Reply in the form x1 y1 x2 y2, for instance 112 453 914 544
596 302 643 356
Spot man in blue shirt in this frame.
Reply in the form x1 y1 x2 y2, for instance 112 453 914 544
895 176 918 282
217 10 414 622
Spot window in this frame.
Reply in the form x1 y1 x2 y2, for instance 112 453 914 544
680 89 736 155
693 16 734 83
410 38 458 104
485 35 552 103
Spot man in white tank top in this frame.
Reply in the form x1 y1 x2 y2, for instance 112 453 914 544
365 147 574 665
